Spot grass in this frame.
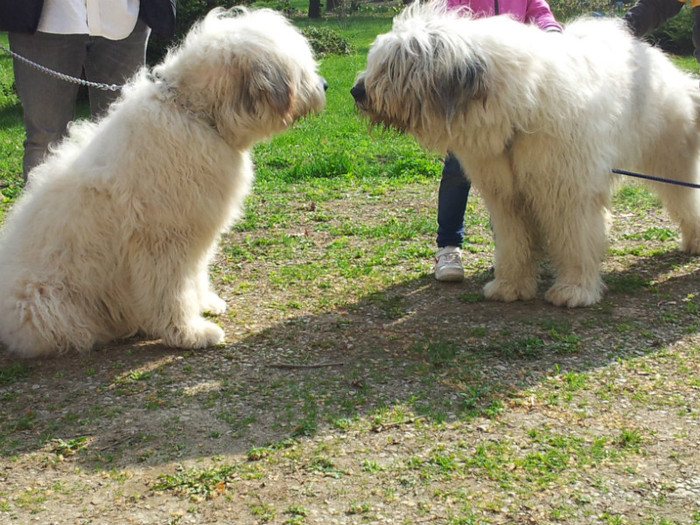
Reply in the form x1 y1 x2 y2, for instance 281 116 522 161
0 361 30 385
151 414 650 502
2 5 700 525
0 34 23 207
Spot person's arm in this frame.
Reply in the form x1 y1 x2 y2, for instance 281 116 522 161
525 0 563 32
623 0 684 37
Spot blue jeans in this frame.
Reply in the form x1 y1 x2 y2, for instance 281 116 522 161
436 152 471 248
9 20 150 180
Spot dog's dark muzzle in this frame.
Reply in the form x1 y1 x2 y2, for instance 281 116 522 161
350 81 366 103
322 76 329 91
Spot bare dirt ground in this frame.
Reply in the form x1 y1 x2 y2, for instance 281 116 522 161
1 183 699 524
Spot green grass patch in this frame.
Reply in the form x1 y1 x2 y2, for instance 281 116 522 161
154 461 264 501
0 362 30 385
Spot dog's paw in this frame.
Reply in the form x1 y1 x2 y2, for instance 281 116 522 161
544 282 603 308
483 278 536 302
201 292 227 315
680 232 700 255
162 319 225 349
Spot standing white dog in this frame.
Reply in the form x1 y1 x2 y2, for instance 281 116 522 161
0 8 326 357
352 2 700 307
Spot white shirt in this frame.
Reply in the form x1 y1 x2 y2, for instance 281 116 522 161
38 0 140 40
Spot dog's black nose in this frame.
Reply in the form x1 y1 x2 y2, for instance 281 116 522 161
350 82 366 103
322 77 329 91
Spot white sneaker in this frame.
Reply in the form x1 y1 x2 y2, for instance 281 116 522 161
434 246 464 282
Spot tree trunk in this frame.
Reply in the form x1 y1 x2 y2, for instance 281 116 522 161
309 0 322 18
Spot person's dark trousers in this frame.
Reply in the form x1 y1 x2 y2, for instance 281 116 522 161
623 0 684 37
436 152 471 248
693 6 700 65
9 19 150 180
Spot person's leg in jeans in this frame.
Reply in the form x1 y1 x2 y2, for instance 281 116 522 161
84 19 151 118
435 152 471 281
9 32 88 180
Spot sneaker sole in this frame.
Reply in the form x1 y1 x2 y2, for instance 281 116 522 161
434 270 464 282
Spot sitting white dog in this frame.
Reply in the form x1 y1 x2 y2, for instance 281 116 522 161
0 7 326 358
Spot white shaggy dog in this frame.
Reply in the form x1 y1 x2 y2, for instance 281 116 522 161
0 8 326 358
351 2 700 307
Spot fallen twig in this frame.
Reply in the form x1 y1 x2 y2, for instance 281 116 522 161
267 362 345 369
371 416 426 433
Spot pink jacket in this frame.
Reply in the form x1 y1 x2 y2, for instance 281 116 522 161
446 0 562 31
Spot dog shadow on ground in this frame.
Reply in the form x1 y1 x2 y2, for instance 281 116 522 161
0 248 698 472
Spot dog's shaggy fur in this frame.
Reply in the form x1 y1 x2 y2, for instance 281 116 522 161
352 2 700 307
0 7 326 357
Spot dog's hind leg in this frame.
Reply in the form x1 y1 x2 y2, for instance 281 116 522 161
639 155 700 255
635 96 700 254
0 281 101 357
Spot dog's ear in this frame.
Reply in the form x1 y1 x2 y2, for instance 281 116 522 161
433 35 488 116
443 59 487 101
172 52 295 126
240 58 294 122
396 34 488 124
438 58 486 119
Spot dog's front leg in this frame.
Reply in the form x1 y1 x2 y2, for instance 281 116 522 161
540 200 607 308
156 284 225 349
482 195 539 302
195 253 227 315
128 252 225 349
472 158 539 303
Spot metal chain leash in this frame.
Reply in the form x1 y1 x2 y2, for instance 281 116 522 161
0 43 123 91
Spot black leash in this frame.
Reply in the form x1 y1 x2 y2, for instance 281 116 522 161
612 168 700 189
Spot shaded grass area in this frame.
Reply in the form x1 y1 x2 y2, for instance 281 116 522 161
1 173 698 523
